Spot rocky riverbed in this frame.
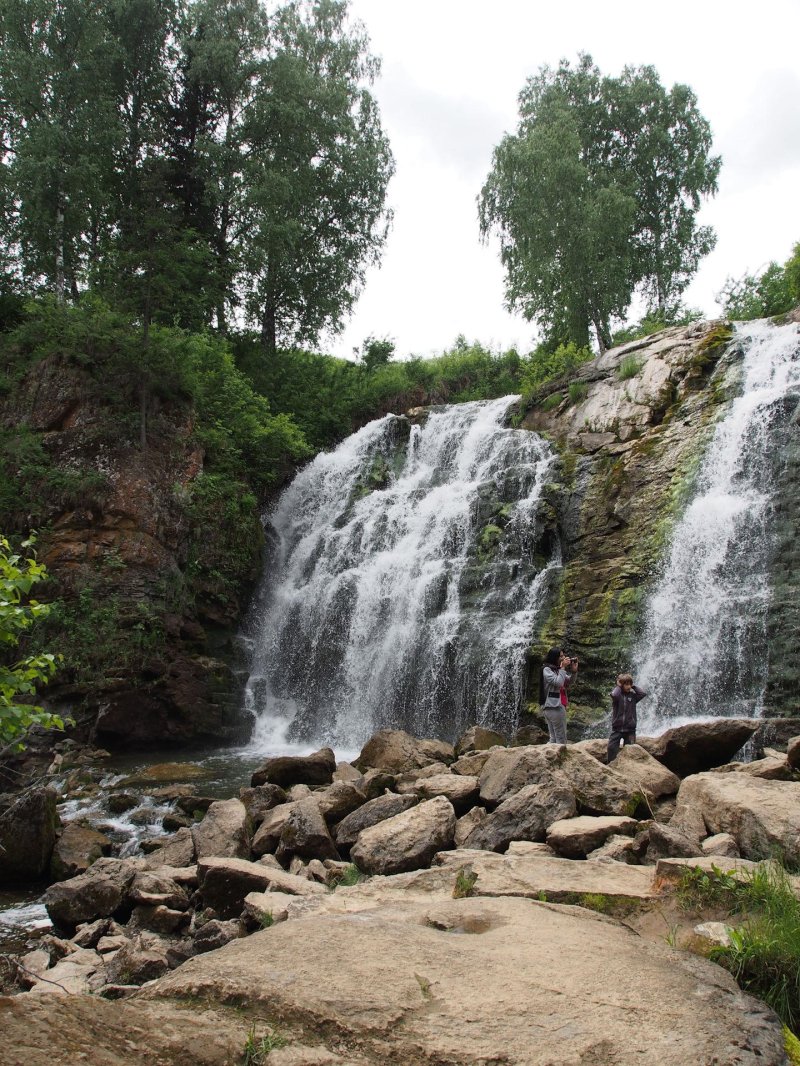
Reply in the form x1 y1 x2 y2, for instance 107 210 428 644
2 719 800 1064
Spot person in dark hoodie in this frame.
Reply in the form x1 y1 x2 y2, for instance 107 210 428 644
607 673 648 762
539 647 578 744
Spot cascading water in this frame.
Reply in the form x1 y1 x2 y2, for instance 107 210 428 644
244 396 557 749
635 318 800 733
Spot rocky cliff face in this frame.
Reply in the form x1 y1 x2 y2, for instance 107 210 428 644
1 353 263 748
522 319 740 716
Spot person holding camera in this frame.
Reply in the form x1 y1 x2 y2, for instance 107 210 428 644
539 647 578 744
607 673 648 762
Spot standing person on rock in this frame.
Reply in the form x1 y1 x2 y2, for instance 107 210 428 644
539 648 578 744
607 673 648 762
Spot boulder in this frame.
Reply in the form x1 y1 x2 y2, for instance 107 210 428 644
354 729 454 774
238 784 288 826
26 947 106 996
142 827 195 870
129 871 190 911
350 796 457 875
129 904 188 935
50 821 112 881
119 763 210 787
455 806 487 847
251 747 336 788
250 802 296 856
645 823 703 862
546 815 638 859
788 736 800 770
197 856 325 919
334 793 417 851
276 797 340 863
174 795 216 817
450 751 493 776
714 755 794 781
190 798 250 861
138 893 786 1065
512 723 548 746
242 891 298 927
0 786 60 883
478 744 564 806
400 772 480 814
571 739 608 763
44 858 142 930
693 922 734 949
701 833 740 858
313 781 367 825
193 918 241 954
454 725 506 756
104 937 169 985
465 783 576 853
587 834 645 865
640 718 760 776
393 762 450 789
670 772 800 863
333 761 362 783
609 744 681 799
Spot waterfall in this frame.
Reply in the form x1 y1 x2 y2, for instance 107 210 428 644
244 396 557 750
635 319 800 733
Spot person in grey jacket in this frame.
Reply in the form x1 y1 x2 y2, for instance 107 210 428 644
539 647 578 744
607 673 648 762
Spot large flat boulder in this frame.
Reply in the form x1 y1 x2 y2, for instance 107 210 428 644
354 729 454 774
251 746 336 788
671 772 800 864
464 782 575 852
640 718 760 776
197 856 325 918
334 792 418 850
546 815 638 859
350 795 456 875
140 895 785 1065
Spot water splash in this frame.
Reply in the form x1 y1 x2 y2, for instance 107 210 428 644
245 397 556 749
635 319 800 733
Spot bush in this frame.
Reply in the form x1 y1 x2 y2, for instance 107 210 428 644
717 242 800 321
617 355 643 381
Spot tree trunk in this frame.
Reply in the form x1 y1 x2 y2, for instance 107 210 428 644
54 194 66 302
261 288 277 357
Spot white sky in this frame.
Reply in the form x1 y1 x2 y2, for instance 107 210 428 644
324 0 800 360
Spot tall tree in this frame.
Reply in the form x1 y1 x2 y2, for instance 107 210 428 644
479 55 720 350
240 0 394 356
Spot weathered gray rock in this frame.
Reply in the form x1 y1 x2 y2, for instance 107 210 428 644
359 769 396 800
671 772 800 863
141 891 786 1065
701 833 740 858
250 801 296 856
393 762 450 788
129 871 189 911
640 718 760 776
610 744 681 799
242 891 298 926
450 750 493 776
50 821 112 881
693 921 734 948
399 772 480 814
571 739 608 762
142 827 195 870
276 796 340 863
512 723 548 746
455 806 487 847
0 786 60 883
714 755 794 780
350 796 457 875
104 937 169 985
334 793 417 850
587 834 645 865
25 947 106 996
546 815 638 859
454 725 506 756
238 784 288 826
193 918 241 954
788 735 800 770
44 858 142 930
645 823 703 862
354 729 454 774
129 904 188 935
313 781 366 825
251 747 336 788
190 798 250 861
333 761 362 783
197 856 325 919
465 783 576 853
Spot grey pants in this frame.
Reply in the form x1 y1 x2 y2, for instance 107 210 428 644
544 706 567 744
607 729 636 762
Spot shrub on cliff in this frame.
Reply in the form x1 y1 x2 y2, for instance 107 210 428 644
0 535 64 753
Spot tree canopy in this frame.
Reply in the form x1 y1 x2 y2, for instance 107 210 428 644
0 0 394 354
479 54 720 352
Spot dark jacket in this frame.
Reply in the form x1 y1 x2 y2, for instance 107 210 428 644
610 685 647 733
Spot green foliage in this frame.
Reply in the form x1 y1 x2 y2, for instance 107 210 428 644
0 534 64 751
617 355 643 381
785 1025 800 1065
242 1023 288 1065
360 335 395 372
332 863 365 889
568 381 588 404
453 867 478 899
480 54 719 350
699 862 800 1035
520 341 592 399
717 243 800 320
258 910 275 929
611 305 703 347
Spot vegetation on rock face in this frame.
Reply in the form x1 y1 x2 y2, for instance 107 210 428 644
479 53 720 351
0 535 65 751
717 242 800 321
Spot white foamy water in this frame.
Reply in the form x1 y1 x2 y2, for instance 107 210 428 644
635 318 800 733
245 397 556 748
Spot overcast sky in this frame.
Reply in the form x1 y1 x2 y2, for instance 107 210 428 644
324 0 800 361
